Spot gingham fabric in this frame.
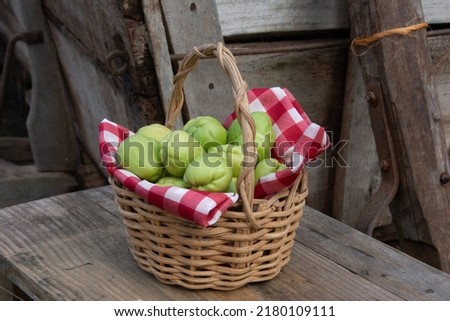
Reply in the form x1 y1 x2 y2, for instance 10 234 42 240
99 87 330 227
223 87 330 198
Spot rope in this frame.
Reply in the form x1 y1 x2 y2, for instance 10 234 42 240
351 22 429 55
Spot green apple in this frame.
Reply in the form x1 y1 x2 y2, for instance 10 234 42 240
254 157 287 183
183 153 233 192
156 176 191 188
160 130 203 178
226 177 237 193
227 111 275 161
136 123 172 142
116 134 165 182
183 115 227 151
209 144 244 178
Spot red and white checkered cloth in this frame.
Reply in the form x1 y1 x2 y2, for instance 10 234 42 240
224 87 331 198
99 87 330 227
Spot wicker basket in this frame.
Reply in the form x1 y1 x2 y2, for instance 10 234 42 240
110 43 308 290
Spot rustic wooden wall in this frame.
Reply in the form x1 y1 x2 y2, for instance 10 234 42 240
0 0 80 172
41 0 165 176
146 0 450 216
32 0 450 219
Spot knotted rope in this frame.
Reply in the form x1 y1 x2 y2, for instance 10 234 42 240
351 22 429 55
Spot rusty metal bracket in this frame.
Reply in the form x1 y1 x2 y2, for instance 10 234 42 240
0 30 44 114
355 82 400 235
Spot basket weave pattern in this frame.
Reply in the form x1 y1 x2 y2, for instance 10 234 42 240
110 43 308 290
111 171 307 290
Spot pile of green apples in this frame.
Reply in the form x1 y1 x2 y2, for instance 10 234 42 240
116 112 286 193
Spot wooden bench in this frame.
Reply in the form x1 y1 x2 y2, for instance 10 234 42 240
1 186 450 300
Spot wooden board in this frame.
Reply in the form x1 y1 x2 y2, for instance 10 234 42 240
216 0 450 38
299 205 450 300
216 0 349 37
0 159 78 208
332 52 382 227
429 33 450 149
1 186 450 300
46 24 133 169
0 0 80 171
160 0 234 125
0 257 13 300
334 32 450 228
141 0 177 126
348 0 450 271
0 137 32 164
42 0 165 169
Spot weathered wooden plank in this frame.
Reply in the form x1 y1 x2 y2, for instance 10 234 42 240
0 137 33 164
0 258 13 300
1 0 80 171
332 52 383 226
216 0 349 37
43 1 165 169
2 186 450 300
429 33 450 151
160 0 235 125
161 0 223 54
422 0 450 24
0 0 29 65
334 32 450 229
216 0 450 38
5 186 444 300
0 1 21 37
0 159 78 208
45 23 133 171
42 0 128 70
141 0 183 129
44 0 161 97
348 0 450 271
299 206 450 300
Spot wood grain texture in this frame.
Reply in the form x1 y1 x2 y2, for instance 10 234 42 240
216 0 349 37
216 0 450 38
0 137 33 164
422 0 450 24
348 0 450 271
42 0 165 170
161 0 235 125
429 34 450 151
332 48 389 227
1 0 80 171
161 0 223 54
300 206 450 300
0 258 13 300
142 0 181 128
334 32 450 228
1 186 449 300
0 159 77 208
42 0 128 65
47 23 133 173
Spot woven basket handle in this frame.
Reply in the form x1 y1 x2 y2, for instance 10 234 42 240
165 42 260 228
